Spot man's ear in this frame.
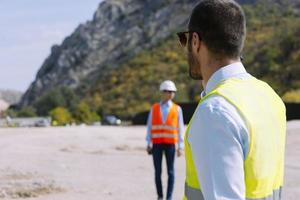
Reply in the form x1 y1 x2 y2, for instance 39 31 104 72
192 32 201 53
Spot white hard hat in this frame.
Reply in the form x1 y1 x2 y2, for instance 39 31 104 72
159 80 177 92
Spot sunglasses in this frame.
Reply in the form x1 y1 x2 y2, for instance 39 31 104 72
162 90 174 93
177 31 190 47
177 31 245 61
177 31 201 47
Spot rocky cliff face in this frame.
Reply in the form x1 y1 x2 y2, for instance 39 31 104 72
20 0 200 106
22 0 297 106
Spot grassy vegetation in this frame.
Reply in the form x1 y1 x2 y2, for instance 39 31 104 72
88 2 300 118
243 2 300 94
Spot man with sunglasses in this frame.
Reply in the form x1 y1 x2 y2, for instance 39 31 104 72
178 1 286 200
146 80 185 200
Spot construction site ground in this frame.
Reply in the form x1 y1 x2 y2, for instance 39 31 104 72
0 120 299 200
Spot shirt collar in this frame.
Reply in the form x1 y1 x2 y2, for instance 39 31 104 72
204 62 247 94
160 100 173 107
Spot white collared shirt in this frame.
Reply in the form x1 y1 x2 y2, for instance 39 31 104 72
188 62 251 200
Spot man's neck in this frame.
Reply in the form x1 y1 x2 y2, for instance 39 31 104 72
161 99 172 104
202 57 240 87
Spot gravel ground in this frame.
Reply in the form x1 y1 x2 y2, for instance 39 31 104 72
0 121 299 200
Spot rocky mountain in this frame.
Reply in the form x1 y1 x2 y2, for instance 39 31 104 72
20 0 200 106
20 0 270 107
20 0 300 118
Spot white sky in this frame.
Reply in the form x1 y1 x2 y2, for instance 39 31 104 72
0 0 102 92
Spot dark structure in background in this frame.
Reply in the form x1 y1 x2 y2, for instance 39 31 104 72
286 103 300 121
132 103 300 125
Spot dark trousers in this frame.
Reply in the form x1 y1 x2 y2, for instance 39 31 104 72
152 144 175 200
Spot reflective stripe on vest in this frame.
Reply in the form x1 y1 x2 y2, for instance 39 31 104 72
151 133 178 139
184 183 282 200
152 124 178 131
184 183 204 200
184 77 286 200
151 102 179 144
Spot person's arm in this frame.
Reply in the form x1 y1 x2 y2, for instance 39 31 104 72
177 106 185 150
146 108 153 147
188 96 249 200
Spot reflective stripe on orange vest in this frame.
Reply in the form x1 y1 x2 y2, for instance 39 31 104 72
151 102 179 144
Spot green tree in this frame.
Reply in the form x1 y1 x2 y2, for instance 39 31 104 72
73 102 100 124
50 107 72 126
34 87 79 116
82 93 103 113
282 90 300 103
17 106 37 118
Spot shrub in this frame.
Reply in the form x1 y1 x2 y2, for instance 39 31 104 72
50 107 72 126
73 102 100 124
34 87 79 116
282 90 300 103
17 106 37 118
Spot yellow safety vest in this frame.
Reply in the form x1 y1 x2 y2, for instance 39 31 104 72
184 77 286 200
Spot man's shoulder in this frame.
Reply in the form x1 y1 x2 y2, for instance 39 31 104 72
172 102 180 107
200 95 231 111
172 102 182 111
151 102 160 107
192 95 249 137
196 95 241 121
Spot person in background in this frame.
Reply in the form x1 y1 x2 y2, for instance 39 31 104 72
177 0 286 199
146 80 185 200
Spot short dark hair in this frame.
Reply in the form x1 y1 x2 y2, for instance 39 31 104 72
188 0 246 58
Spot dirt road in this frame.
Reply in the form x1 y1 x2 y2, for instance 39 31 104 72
0 121 299 200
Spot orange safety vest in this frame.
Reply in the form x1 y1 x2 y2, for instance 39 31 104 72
151 102 179 145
